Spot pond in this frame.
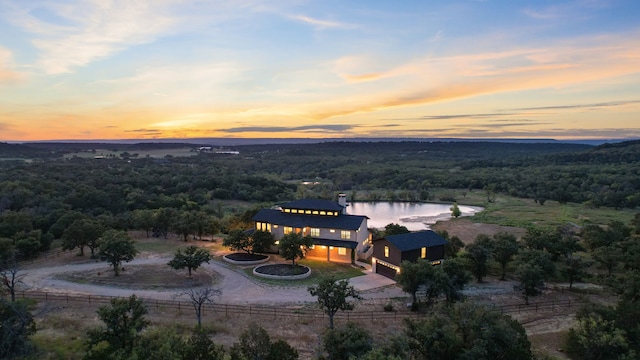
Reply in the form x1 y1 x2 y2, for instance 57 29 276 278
347 202 483 231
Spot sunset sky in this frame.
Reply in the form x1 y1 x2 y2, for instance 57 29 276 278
1 0 639 141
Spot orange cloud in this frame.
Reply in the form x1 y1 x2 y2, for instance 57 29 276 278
306 32 640 121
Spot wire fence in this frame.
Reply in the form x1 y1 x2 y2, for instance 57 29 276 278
14 290 586 321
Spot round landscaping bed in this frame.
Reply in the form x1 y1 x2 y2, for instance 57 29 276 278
223 253 270 265
253 264 311 280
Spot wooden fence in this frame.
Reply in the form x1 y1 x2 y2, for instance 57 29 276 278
14 290 585 321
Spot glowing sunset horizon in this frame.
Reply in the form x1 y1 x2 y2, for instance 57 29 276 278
1 1 639 142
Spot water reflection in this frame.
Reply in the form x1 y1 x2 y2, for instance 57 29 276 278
347 202 482 231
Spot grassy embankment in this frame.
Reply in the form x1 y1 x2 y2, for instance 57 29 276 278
431 188 636 228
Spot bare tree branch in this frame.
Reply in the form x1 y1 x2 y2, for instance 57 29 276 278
176 287 222 327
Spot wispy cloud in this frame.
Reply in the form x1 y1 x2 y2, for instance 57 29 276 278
313 31 640 120
418 113 517 120
124 128 164 137
222 124 353 133
6 0 180 74
287 14 354 29
523 0 611 20
513 100 640 111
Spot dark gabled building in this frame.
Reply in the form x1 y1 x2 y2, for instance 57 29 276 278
372 230 448 279
252 196 371 263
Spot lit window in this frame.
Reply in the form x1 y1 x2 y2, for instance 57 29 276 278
338 247 347 255
284 226 292 235
421 247 427 258
310 228 320 237
305 210 311 214
284 208 291 213
291 209 298 213
312 210 319 215
273 225 278 228
384 246 389 257
320 211 326 215
309 245 315 250
330 229 335 233
341 230 350 239
256 222 270 232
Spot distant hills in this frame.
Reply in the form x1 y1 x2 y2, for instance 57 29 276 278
8 137 637 146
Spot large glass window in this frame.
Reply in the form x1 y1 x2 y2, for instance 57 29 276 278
310 228 320 237
338 247 347 256
256 222 270 231
341 230 350 239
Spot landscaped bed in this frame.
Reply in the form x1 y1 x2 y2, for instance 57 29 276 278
253 264 311 280
223 252 270 265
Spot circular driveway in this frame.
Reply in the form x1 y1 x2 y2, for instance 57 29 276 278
20 256 404 304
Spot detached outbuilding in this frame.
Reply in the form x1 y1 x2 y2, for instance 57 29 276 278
372 230 448 279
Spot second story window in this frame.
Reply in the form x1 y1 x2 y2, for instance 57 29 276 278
384 246 389 257
421 247 427 258
284 226 293 235
310 228 320 237
341 230 350 239
256 222 270 232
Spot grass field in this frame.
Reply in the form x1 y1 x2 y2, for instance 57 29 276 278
432 188 637 228
63 147 197 159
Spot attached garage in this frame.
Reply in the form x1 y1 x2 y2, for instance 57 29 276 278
374 259 399 279
372 230 448 281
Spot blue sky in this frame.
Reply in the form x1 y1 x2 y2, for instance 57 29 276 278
1 0 639 141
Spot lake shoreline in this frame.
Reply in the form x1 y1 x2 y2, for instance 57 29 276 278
347 201 484 231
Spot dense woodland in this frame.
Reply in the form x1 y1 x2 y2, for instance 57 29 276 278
1 139 640 359
0 140 637 259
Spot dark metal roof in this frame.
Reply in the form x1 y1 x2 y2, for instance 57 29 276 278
252 209 366 231
280 199 345 212
375 230 448 251
312 238 358 249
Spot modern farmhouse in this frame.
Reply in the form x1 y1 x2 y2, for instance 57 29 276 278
371 230 448 279
252 195 371 263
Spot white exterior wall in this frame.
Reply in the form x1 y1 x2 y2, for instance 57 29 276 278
354 218 369 252
256 218 369 249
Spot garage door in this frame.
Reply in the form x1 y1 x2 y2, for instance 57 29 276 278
376 262 398 280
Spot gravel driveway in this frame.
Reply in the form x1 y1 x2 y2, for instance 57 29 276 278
20 256 404 305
